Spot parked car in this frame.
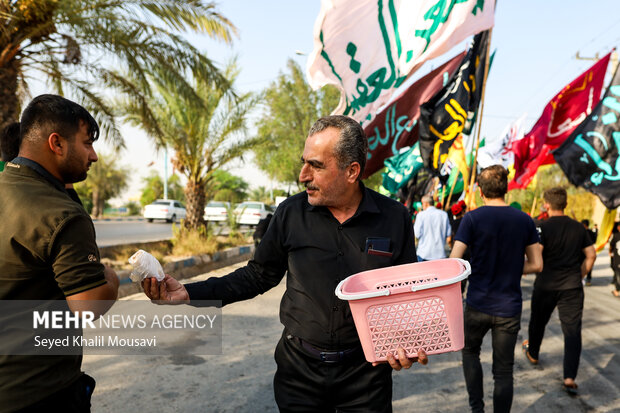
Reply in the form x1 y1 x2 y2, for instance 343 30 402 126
234 201 274 226
143 199 186 223
204 201 230 223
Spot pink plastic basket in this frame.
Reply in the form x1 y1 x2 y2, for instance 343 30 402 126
336 258 470 363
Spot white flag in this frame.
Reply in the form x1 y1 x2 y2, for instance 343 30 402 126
477 113 528 169
307 0 494 125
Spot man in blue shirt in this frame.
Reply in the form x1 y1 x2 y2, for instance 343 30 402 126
414 195 451 261
450 165 542 413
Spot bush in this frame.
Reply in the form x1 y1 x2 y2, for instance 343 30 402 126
171 224 221 257
125 201 142 216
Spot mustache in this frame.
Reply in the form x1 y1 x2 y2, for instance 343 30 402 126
304 182 319 191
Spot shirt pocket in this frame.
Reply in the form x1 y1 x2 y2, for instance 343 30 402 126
361 252 393 271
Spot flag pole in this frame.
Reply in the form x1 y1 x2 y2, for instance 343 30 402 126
466 28 493 209
444 171 458 211
530 193 538 217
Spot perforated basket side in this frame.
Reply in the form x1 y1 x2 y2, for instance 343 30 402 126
374 274 439 291
366 296 453 359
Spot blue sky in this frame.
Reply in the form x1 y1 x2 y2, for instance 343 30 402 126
101 0 620 201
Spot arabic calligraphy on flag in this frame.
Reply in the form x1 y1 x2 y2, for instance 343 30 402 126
418 30 490 177
307 0 494 125
508 53 611 190
554 63 620 209
362 51 465 177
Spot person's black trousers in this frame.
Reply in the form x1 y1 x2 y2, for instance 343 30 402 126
14 373 95 413
612 262 620 292
462 304 520 413
527 287 584 380
273 330 393 413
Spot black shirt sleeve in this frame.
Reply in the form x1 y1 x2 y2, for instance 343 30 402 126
581 225 594 249
185 209 288 306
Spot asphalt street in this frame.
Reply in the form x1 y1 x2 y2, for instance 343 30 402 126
94 221 174 247
94 220 245 247
84 253 620 412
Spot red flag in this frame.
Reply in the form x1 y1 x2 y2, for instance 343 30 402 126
509 53 611 190
363 52 466 178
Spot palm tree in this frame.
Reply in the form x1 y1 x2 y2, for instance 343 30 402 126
0 0 236 144
75 153 130 218
249 186 272 204
121 62 258 229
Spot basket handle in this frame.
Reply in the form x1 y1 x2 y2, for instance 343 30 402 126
410 258 471 292
335 279 391 300
335 259 471 300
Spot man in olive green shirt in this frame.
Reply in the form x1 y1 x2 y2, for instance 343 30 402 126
0 95 119 412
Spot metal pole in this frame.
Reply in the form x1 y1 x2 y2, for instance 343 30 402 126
467 29 493 208
163 147 168 200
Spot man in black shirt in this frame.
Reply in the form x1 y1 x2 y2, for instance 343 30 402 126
610 221 620 297
252 213 272 247
580 219 597 286
522 187 595 395
143 115 426 412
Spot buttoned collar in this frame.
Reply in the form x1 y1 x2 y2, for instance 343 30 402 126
305 182 381 218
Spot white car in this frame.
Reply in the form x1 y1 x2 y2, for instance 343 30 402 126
143 199 186 223
234 201 274 226
204 201 230 223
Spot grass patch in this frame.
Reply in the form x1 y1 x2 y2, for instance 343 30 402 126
170 223 252 258
100 240 172 269
171 224 221 257
100 224 252 266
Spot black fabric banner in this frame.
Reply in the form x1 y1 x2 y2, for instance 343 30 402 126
418 30 490 177
554 64 620 209
362 52 465 178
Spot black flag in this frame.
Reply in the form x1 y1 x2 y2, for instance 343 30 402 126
418 30 490 178
553 63 620 209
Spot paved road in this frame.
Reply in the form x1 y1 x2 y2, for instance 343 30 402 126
84 253 620 412
94 221 249 247
94 221 174 247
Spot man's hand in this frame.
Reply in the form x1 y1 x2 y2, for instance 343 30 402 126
372 347 428 370
142 275 190 304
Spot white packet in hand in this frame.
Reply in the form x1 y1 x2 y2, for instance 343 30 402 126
128 250 165 282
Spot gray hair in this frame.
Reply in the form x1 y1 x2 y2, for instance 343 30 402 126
421 195 433 204
308 115 368 180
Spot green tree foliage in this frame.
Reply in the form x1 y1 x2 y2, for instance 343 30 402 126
0 0 236 144
363 170 384 192
248 186 271 204
74 153 130 218
207 169 248 204
253 59 340 188
74 183 92 213
120 62 257 229
124 201 141 216
507 164 595 221
139 171 185 206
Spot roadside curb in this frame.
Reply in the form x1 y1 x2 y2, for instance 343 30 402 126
116 244 255 298
92 217 146 222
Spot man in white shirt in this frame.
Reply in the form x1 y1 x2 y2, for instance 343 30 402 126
414 195 451 261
